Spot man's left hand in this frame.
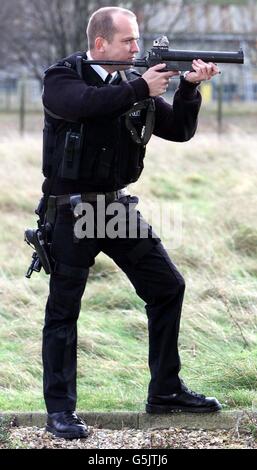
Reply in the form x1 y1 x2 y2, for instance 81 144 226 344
184 59 220 83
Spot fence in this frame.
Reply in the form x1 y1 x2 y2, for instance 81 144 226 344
0 77 42 113
0 66 256 135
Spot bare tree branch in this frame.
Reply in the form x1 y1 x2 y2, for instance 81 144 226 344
1 0 190 80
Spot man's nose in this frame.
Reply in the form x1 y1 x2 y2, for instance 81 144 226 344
131 40 140 53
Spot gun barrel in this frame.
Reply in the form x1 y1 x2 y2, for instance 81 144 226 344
82 48 244 70
160 49 244 64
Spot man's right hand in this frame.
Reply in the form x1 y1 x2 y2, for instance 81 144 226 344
142 63 179 97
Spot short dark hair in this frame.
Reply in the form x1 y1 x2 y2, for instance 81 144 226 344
86 7 136 50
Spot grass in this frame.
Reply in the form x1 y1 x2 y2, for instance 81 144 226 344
0 106 257 413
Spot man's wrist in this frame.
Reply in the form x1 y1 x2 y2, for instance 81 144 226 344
182 71 200 86
179 73 200 99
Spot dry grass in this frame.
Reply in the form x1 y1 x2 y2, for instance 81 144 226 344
0 110 257 411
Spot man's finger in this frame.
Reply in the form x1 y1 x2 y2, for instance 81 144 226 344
150 63 167 71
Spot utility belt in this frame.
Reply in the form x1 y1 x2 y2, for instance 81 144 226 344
45 188 131 232
55 187 130 207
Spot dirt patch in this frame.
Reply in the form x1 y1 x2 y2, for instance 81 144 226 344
3 426 257 449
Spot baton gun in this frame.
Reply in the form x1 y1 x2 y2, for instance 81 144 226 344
84 35 244 71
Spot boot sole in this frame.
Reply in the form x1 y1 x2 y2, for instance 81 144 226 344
45 425 89 439
146 403 222 414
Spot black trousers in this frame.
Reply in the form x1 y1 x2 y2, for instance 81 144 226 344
42 196 185 413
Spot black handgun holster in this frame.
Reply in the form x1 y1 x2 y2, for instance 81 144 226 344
24 197 57 278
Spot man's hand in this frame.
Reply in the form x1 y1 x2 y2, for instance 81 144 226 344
142 63 179 97
183 59 220 84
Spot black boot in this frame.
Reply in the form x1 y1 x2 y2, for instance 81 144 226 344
146 384 222 414
46 411 89 439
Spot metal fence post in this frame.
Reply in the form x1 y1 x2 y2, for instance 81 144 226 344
19 76 26 135
217 73 223 135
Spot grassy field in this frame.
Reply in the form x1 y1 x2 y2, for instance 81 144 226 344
0 105 257 413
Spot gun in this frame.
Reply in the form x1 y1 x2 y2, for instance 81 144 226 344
24 197 54 278
24 227 53 278
84 35 244 71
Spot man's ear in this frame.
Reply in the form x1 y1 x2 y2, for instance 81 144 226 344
95 36 107 52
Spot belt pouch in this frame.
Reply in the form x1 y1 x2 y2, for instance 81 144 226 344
61 127 82 180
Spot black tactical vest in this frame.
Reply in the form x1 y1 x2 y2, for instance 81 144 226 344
42 52 155 192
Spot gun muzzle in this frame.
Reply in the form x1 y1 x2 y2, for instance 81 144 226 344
25 252 42 278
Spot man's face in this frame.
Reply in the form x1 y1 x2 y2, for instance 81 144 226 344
101 14 140 70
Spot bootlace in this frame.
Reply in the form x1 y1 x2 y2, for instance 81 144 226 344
181 381 205 399
64 411 84 425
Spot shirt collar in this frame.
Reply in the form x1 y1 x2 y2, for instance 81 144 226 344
86 51 117 82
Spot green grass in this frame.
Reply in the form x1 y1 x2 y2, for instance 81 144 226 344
0 113 257 412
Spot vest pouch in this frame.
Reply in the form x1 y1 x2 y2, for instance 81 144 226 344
128 145 145 182
42 121 56 177
95 146 115 181
118 139 146 186
61 128 82 180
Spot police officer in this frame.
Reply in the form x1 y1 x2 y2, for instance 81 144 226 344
42 6 221 439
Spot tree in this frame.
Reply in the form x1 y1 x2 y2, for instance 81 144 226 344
1 0 189 80
0 0 19 69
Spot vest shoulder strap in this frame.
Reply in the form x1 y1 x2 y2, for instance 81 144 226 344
44 53 84 121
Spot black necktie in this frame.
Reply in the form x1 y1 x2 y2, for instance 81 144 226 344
104 74 112 84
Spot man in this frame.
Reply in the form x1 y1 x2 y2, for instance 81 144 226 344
41 6 221 440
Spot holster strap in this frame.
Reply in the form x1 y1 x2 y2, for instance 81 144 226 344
46 196 57 226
